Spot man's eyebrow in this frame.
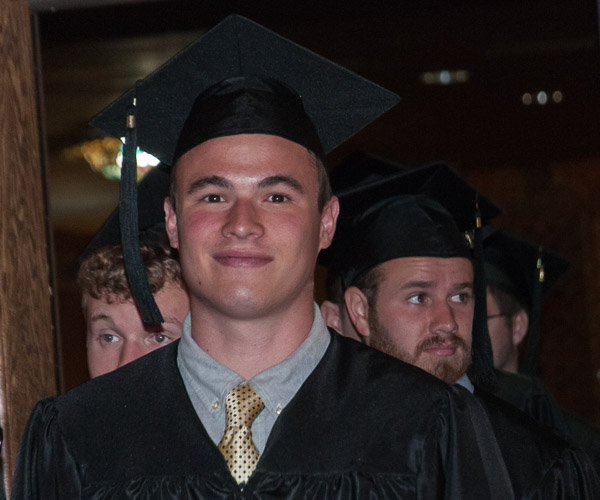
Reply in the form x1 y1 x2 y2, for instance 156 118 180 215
187 176 232 195
89 313 115 325
452 282 474 291
400 280 435 290
399 281 473 291
258 175 304 193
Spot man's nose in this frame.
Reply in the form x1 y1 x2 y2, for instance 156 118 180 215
430 301 459 335
118 340 148 368
222 199 264 239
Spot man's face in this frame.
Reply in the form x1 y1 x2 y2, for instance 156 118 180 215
165 134 338 320
486 289 514 371
486 288 527 373
359 257 474 384
84 285 189 378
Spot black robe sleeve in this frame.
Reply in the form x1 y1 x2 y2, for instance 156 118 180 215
493 370 600 471
477 384 600 498
540 446 600 498
11 399 82 499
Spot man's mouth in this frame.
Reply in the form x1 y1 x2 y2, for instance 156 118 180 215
213 252 273 268
418 335 465 358
422 344 459 357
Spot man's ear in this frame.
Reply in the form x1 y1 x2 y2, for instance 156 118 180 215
320 300 342 333
511 309 529 348
344 286 371 339
164 197 179 249
319 196 339 251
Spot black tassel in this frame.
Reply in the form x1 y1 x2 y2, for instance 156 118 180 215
468 193 498 391
522 247 544 376
120 85 164 324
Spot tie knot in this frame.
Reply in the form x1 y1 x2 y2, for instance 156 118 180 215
225 384 265 429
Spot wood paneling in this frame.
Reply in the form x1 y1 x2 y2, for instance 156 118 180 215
0 0 58 491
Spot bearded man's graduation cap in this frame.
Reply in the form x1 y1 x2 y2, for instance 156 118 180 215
90 14 400 323
323 160 501 287
482 226 569 376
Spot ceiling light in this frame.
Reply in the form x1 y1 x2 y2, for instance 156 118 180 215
536 91 548 105
552 90 564 103
419 69 471 86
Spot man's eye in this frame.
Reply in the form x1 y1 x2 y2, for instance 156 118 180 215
152 333 171 345
451 293 469 303
99 334 120 344
408 294 426 304
203 194 224 203
268 193 289 203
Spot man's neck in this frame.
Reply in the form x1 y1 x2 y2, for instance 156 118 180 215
189 296 316 380
495 347 521 374
501 354 520 375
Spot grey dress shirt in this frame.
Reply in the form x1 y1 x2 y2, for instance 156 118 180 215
177 303 330 453
455 374 475 393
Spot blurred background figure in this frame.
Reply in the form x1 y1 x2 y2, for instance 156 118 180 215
483 226 568 375
481 226 600 468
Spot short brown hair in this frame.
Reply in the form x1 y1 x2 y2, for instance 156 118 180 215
77 243 183 304
350 265 383 309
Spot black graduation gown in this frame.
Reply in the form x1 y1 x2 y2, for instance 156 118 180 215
493 370 600 471
473 387 600 498
12 332 512 499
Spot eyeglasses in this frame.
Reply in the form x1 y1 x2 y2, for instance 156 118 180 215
487 313 508 320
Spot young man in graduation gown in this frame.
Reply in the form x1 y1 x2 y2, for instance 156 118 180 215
483 226 600 470
320 160 600 497
78 241 188 378
12 15 512 499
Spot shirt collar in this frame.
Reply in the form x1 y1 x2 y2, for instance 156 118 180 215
251 303 330 416
455 374 475 393
177 303 330 417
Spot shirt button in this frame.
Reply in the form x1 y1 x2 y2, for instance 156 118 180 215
212 401 221 410
276 404 283 415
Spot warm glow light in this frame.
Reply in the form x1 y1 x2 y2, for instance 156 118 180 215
552 90 564 103
64 137 160 181
116 147 160 179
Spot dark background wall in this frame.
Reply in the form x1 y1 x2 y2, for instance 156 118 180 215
34 0 600 424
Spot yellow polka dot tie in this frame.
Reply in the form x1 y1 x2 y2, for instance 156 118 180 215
217 384 265 486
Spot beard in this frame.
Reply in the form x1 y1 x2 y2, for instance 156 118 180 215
368 311 472 384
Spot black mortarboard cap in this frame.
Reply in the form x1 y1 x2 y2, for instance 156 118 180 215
328 162 500 287
91 14 400 165
482 226 569 309
334 161 501 227
482 226 569 375
319 152 408 270
329 151 409 193
90 15 400 324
